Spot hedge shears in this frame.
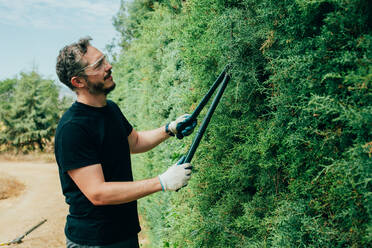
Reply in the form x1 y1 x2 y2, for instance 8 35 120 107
177 65 231 166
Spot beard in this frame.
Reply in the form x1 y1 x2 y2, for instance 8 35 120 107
86 79 116 95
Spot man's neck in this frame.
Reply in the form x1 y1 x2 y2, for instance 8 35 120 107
76 92 107 107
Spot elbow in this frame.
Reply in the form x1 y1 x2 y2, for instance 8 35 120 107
89 191 108 206
91 199 106 206
130 149 140 154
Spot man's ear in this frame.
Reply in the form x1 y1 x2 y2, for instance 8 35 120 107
71 76 85 89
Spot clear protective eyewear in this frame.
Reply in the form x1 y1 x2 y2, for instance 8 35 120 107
77 54 108 74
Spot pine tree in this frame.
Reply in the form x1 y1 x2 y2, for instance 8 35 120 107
0 71 63 151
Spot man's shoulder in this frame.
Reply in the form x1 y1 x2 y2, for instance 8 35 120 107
60 102 103 123
55 117 105 149
106 99 119 109
56 106 104 137
106 100 125 115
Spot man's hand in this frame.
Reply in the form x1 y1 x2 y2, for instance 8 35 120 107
167 114 197 139
158 162 192 191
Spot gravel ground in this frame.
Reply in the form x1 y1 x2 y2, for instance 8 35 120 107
0 161 149 248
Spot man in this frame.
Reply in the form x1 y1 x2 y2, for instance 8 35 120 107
55 37 196 248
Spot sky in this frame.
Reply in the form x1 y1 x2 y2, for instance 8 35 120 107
0 0 123 90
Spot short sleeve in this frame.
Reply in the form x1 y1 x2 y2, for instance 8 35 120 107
109 101 133 136
121 114 133 136
56 122 101 172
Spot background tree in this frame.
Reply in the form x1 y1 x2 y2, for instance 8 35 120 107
0 78 16 112
0 71 71 152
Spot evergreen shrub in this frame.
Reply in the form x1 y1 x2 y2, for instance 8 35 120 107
111 0 371 247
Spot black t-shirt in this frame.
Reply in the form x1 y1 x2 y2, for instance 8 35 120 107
54 100 140 246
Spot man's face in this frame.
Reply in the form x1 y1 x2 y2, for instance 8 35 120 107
82 46 115 95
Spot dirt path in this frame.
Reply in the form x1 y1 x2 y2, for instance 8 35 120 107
0 161 149 248
0 161 67 247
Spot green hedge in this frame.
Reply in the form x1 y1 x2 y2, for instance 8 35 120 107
111 0 371 247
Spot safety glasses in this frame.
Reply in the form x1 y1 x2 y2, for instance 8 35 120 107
77 54 108 74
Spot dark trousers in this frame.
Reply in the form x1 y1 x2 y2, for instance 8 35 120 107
66 236 139 248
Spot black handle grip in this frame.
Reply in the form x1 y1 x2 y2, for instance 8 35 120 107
184 74 230 164
175 65 231 192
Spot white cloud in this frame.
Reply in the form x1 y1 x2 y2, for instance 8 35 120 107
0 0 121 29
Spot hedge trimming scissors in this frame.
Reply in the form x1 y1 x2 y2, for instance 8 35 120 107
177 65 231 166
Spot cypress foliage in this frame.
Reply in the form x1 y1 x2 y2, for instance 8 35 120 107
111 0 371 247
0 72 69 151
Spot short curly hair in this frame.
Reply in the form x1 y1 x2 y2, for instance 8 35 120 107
56 36 92 90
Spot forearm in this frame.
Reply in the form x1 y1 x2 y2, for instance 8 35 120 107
92 177 162 205
131 126 170 154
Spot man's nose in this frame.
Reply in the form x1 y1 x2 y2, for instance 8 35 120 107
105 62 112 71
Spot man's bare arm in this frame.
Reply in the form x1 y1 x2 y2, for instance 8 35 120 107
68 164 162 206
128 127 170 154
127 113 198 154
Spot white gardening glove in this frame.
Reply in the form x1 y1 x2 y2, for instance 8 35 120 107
158 162 192 191
166 114 197 139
